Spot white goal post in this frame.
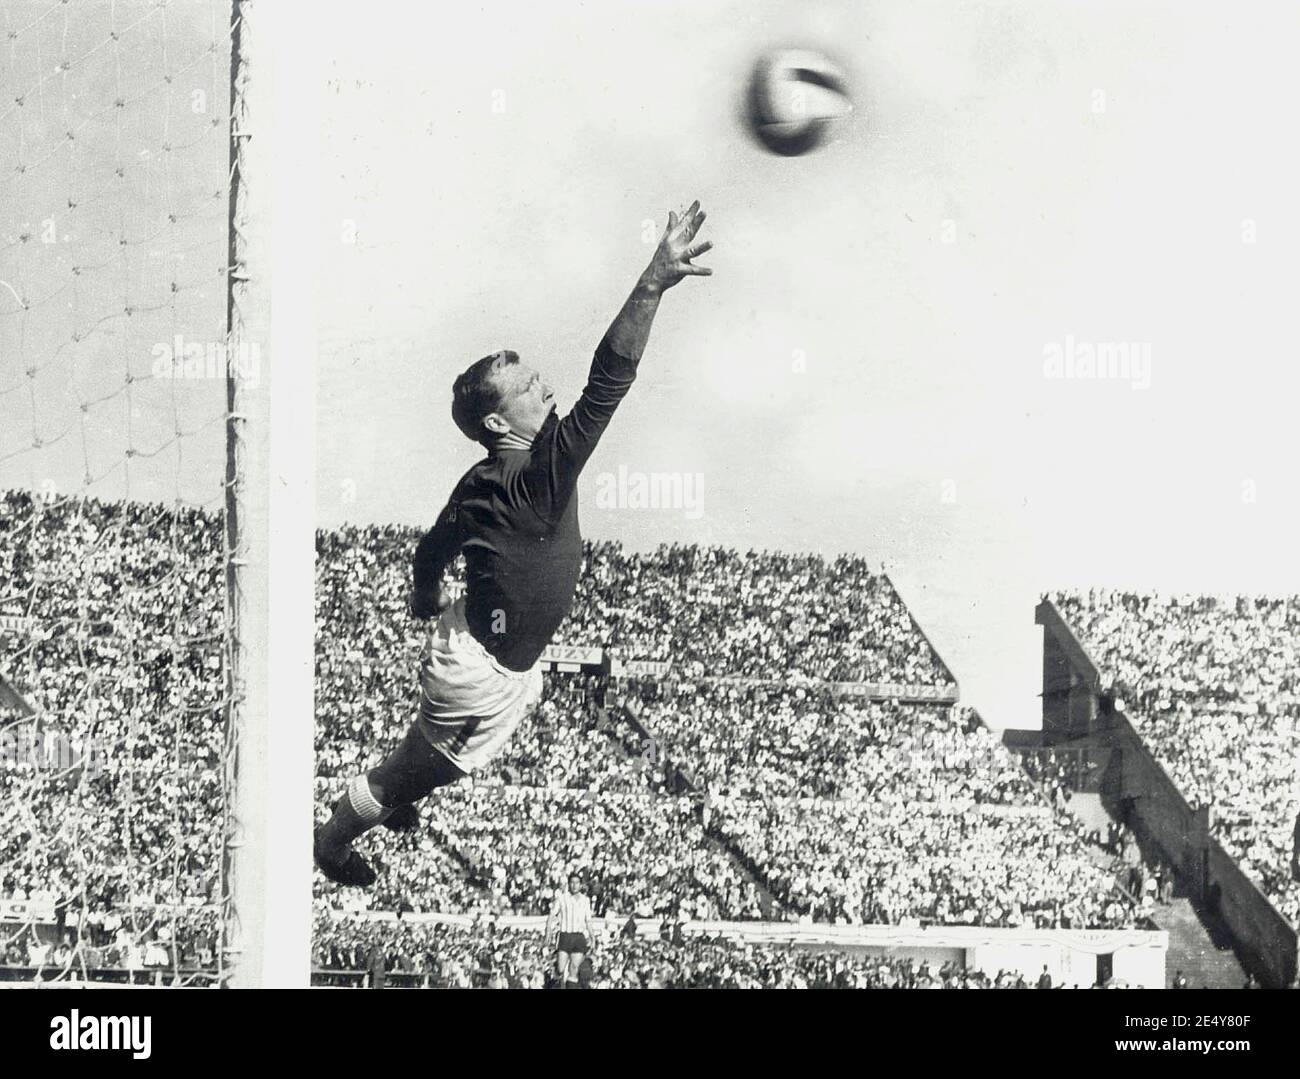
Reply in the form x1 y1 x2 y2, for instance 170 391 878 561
224 0 315 988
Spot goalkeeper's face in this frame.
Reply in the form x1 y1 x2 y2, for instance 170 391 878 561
488 359 555 442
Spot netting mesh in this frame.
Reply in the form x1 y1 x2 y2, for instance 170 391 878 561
0 0 236 986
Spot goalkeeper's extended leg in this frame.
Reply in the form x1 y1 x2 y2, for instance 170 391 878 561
314 722 466 887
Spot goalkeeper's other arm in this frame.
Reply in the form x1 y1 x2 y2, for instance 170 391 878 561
410 580 451 620
411 505 459 619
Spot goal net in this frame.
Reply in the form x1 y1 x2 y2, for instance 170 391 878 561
0 0 258 987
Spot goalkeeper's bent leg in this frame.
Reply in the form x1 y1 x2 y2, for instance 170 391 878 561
316 721 466 863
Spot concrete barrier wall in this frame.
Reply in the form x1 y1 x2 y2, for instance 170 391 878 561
1206 842 1297 989
1103 714 1201 883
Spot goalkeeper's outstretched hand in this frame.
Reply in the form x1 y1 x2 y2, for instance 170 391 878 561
641 200 712 293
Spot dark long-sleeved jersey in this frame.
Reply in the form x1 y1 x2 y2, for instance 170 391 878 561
413 337 638 671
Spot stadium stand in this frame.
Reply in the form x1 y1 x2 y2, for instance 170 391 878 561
1049 589 1300 930
313 522 1143 966
1 491 225 979
623 683 1032 800
4 496 1180 986
562 541 953 683
316 524 954 684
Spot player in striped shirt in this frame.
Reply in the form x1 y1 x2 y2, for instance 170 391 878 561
314 202 712 887
546 873 598 989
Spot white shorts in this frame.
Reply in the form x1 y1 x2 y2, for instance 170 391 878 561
416 597 544 773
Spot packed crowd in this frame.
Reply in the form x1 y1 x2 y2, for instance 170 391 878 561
311 523 1140 931
713 797 1135 928
317 673 657 796
315 525 953 685
314 781 768 920
315 680 1134 927
0 491 226 964
315 668 746 916
1052 589 1299 702
561 541 952 684
312 913 1099 989
0 493 1159 984
626 682 1036 801
0 906 220 980
1052 589 1300 926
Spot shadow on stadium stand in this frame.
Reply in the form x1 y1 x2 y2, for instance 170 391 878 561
1021 598 1298 988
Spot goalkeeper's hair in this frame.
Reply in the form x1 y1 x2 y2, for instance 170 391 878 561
451 350 518 445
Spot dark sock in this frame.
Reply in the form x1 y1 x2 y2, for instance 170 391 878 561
317 774 392 859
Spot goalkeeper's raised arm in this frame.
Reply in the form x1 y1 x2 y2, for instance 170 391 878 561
604 199 712 363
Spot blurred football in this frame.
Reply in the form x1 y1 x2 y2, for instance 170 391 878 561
745 48 853 156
